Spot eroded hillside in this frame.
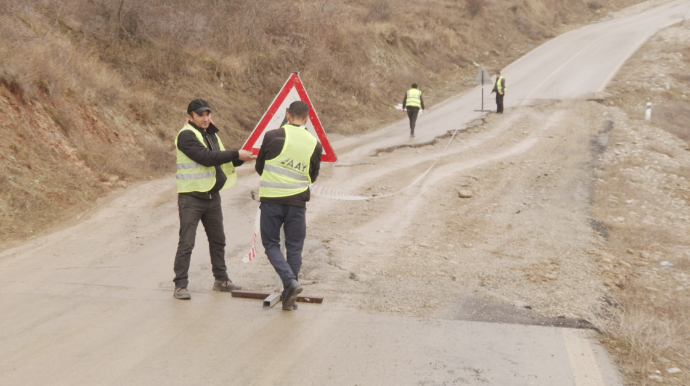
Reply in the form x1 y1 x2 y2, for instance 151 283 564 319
0 0 648 241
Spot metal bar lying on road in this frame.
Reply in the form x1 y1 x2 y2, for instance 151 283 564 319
263 293 281 308
231 291 324 304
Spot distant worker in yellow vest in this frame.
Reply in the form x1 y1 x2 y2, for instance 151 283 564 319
255 101 323 311
403 83 425 138
173 99 255 300
491 71 506 114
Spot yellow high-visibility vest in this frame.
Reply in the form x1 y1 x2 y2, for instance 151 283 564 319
405 88 422 109
259 124 317 198
495 76 505 93
174 124 237 193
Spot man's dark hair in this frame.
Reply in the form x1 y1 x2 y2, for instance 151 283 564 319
411 83 418 89
495 71 501 75
287 101 309 120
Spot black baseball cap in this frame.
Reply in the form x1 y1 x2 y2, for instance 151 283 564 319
187 99 211 115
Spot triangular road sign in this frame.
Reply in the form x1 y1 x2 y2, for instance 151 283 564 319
242 73 337 163
474 66 493 85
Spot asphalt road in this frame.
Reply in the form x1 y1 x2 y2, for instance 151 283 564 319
2 1 689 385
337 0 690 159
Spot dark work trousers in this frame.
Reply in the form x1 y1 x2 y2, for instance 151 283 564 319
173 194 230 288
496 93 504 114
260 202 306 296
406 107 420 135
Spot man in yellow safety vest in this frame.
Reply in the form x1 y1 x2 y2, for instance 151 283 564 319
173 99 255 300
403 83 425 138
255 101 323 311
491 71 506 114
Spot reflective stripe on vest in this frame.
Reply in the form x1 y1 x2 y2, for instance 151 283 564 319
405 88 422 109
259 124 318 198
176 171 215 180
496 76 505 93
174 124 237 193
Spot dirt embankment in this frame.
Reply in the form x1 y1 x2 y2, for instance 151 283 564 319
0 0 648 243
592 21 690 386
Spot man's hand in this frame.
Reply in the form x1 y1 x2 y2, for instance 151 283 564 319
238 150 256 161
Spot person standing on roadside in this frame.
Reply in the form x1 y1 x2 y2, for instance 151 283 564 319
255 101 322 311
173 99 255 300
403 83 425 138
491 71 506 114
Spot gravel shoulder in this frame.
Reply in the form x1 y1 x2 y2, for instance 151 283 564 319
301 101 616 325
591 20 690 385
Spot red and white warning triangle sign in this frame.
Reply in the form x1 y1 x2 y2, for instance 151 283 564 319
242 73 337 163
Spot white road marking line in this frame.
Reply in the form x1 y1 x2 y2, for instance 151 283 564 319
563 329 607 386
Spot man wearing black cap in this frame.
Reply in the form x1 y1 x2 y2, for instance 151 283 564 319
172 99 255 300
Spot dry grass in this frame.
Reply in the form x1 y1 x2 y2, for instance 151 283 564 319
651 101 690 145
592 125 690 384
0 0 649 241
0 0 645 137
602 285 690 383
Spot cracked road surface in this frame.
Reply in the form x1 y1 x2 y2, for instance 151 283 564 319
2 1 689 385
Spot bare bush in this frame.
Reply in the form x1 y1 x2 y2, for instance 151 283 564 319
587 1 603 10
77 142 139 179
0 68 25 100
142 140 175 174
364 0 393 22
466 0 484 18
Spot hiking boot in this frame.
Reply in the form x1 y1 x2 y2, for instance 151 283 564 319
282 280 303 311
174 287 191 300
278 296 298 309
213 280 242 292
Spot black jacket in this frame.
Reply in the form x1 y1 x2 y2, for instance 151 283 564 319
255 126 322 208
177 122 244 199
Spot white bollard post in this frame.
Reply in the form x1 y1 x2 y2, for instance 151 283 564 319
645 102 652 120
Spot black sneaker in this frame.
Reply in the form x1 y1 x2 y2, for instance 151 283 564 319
282 281 303 311
174 287 191 300
213 280 242 292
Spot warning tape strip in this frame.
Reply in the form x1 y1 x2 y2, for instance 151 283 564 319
242 207 262 263
242 123 464 262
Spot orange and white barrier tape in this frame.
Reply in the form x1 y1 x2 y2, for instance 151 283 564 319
242 207 262 263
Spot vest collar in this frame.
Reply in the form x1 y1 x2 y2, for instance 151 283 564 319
284 123 307 130
188 121 219 135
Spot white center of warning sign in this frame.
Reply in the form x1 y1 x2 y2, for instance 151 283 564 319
242 73 337 163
